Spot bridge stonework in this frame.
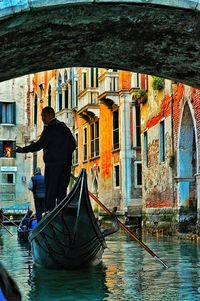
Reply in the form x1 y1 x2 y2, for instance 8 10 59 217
0 1 200 87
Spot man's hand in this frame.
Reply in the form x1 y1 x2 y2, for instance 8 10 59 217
14 146 24 153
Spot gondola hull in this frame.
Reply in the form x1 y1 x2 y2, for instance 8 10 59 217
29 169 107 269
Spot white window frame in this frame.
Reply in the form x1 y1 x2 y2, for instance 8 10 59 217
131 73 141 88
1 172 15 185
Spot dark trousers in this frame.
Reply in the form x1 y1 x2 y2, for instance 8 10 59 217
44 163 71 212
34 198 45 222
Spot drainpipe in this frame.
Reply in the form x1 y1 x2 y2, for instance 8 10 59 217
124 94 128 210
121 93 131 212
171 83 176 208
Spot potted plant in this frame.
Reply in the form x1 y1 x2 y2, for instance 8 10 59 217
152 76 165 90
134 89 147 104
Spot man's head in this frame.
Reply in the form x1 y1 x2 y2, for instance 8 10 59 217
34 167 41 175
41 107 55 125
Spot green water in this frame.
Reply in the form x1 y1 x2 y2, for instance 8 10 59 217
1 227 200 301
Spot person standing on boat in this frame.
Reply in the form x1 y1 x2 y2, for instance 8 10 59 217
15 107 76 213
28 167 45 222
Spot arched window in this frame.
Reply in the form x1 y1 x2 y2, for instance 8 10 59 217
64 69 68 83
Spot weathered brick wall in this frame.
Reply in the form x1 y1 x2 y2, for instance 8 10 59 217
142 124 174 208
142 80 200 214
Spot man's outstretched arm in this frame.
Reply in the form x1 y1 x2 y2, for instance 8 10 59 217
15 132 45 153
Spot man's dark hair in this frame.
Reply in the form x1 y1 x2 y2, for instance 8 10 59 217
42 107 55 117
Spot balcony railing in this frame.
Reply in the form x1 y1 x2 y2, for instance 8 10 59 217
99 71 119 95
56 108 74 128
78 88 99 111
98 71 119 107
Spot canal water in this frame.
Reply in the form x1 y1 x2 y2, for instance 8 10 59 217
0 227 200 301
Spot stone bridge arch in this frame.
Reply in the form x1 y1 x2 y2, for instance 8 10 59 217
0 1 200 87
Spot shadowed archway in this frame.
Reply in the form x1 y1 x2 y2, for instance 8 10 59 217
178 102 197 231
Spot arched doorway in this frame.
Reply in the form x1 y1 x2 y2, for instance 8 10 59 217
91 174 99 214
178 102 197 231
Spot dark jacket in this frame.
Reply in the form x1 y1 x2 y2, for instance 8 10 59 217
30 173 45 199
22 119 76 164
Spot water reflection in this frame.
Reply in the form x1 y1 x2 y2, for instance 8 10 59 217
29 265 107 301
1 227 200 300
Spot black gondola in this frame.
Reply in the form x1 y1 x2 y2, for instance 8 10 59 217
17 209 37 242
17 226 30 242
29 169 118 269
17 218 37 242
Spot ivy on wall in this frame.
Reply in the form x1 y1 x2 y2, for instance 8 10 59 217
152 76 165 90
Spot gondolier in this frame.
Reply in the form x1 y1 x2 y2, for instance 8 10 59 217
15 106 76 213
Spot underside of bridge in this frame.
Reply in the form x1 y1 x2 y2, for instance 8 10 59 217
0 2 200 87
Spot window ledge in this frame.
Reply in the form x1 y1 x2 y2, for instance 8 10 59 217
90 155 100 161
0 123 15 126
112 148 120 153
114 186 120 190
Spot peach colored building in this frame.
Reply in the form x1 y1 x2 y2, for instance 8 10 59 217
30 68 143 218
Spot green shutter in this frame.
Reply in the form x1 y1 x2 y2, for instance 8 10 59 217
96 68 98 87
91 68 94 87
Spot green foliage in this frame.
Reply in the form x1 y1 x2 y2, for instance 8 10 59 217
160 212 177 223
152 76 165 90
142 211 149 221
169 155 175 168
135 89 147 99
134 89 147 104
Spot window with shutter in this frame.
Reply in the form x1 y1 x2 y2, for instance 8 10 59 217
0 102 16 124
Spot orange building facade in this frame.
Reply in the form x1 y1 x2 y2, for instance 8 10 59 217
30 68 143 217
24 68 200 231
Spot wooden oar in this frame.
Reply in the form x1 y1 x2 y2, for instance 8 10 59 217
2 215 18 227
0 223 13 236
71 174 168 268
90 192 168 268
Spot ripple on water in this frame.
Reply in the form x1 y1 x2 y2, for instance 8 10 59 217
1 227 200 300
